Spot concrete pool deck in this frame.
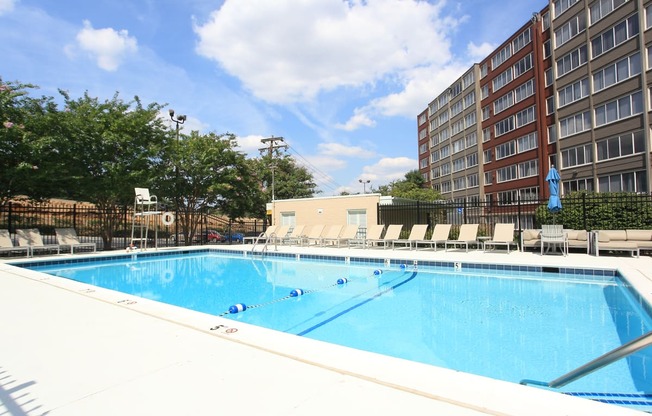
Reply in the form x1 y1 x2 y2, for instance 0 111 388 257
1 245 652 415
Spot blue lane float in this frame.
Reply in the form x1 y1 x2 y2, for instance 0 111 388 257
228 303 247 314
290 288 305 297
374 269 383 275
337 277 349 285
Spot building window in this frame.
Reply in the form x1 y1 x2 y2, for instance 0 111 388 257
483 149 492 164
480 63 488 78
452 119 464 136
557 45 588 78
554 0 580 18
591 0 629 25
483 128 492 142
518 159 538 178
467 153 478 167
420 142 428 154
562 143 593 167
594 91 643 127
451 100 463 117
463 71 475 89
596 130 645 160
464 111 477 128
441 181 452 193
496 164 518 183
441 162 451 175
495 116 515 137
494 91 514 114
563 178 595 194
591 14 639 59
543 39 552 58
548 124 557 143
431 133 439 147
481 84 489 99
492 43 512 70
515 79 535 103
545 68 554 86
647 3 652 29
450 82 463 98
493 67 514 92
558 78 589 107
482 106 491 121
440 145 451 158
513 28 531 53
466 132 477 148
429 119 438 132
431 150 439 162
484 171 493 185
555 13 586 48
420 157 428 169
467 173 479 188
439 111 449 124
598 170 647 192
593 52 641 93
547 96 555 115
453 157 466 172
517 132 538 153
452 138 465 154
496 140 517 160
463 91 475 108
514 53 533 78
515 105 536 128
453 177 466 191
431 166 440 179
559 111 591 138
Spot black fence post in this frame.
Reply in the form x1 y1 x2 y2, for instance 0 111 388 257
8 202 12 233
582 193 587 231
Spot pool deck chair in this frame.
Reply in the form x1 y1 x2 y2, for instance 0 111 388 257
483 223 518 253
268 225 291 245
445 224 479 252
541 224 568 256
414 224 452 251
281 224 306 246
243 225 277 244
322 224 358 247
348 224 383 249
55 228 97 254
16 228 61 257
300 225 326 246
0 230 29 257
367 224 403 249
314 225 343 247
392 224 428 250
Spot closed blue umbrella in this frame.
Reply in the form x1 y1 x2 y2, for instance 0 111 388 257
546 166 562 213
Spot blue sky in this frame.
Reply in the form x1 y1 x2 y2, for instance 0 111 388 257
0 0 543 195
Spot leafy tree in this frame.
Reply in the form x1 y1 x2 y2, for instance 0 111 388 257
247 154 318 218
377 169 441 201
0 78 55 205
39 90 169 249
157 131 256 244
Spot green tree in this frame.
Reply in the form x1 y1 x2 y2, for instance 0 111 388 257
377 169 441 201
158 131 256 244
39 90 169 249
0 78 56 205
247 154 318 218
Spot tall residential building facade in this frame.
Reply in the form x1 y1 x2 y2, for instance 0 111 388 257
418 0 652 204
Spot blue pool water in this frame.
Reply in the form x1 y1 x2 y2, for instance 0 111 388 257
22 250 652 400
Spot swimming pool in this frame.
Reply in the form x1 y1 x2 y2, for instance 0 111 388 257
20 249 652 404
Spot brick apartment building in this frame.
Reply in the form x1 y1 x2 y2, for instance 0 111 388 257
419 0 652 206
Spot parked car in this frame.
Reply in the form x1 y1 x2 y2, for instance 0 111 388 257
218 230 244 243
202 230 226 243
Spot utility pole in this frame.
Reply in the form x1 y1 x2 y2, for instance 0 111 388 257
259 136 287 202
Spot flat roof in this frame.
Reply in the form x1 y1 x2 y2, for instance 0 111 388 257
2 247 651 415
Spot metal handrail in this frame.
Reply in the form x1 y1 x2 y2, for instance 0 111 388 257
521 331 652 388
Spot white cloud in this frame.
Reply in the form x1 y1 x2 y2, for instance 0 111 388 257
363 156 416 183
467 41 495 60
235 134 267 157
335 110 376 131
0 0 16 15
318 142 375 158
194 0 459 106
73 20 138 71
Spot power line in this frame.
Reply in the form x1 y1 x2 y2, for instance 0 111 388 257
284 143 344 194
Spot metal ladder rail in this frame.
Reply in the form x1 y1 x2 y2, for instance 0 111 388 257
251 232 277 255
521 331 652 388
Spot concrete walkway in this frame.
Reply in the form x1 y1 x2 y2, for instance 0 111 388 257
1 246 651 415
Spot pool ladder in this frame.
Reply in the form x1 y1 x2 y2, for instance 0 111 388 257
520 330 652 388
251 232 278 256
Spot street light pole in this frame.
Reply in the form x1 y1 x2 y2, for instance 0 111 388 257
259 136 287 225
359 179 370 194
169 109 186 246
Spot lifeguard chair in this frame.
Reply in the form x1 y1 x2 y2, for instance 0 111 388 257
130 187 161 250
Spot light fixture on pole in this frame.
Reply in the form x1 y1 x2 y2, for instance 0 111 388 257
169 109 186 246
259 136 287 225
359 179 370 194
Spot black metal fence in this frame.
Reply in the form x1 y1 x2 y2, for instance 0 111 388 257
377 193 652 239
0 202 268 251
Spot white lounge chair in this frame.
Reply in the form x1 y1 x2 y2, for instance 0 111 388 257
367 224 403 249
348 224 383 249
301 225 326 246
55 228 97 254
16 228 61 256
414 224 452 251
281 225 306 245
445 224 479 252
322 224 360 247
0 230 29 257
483 223 518 253
268 225 291 245
392 224 428 250
243 225 277 244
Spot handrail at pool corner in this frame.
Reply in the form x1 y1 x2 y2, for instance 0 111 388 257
520 331 652 388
